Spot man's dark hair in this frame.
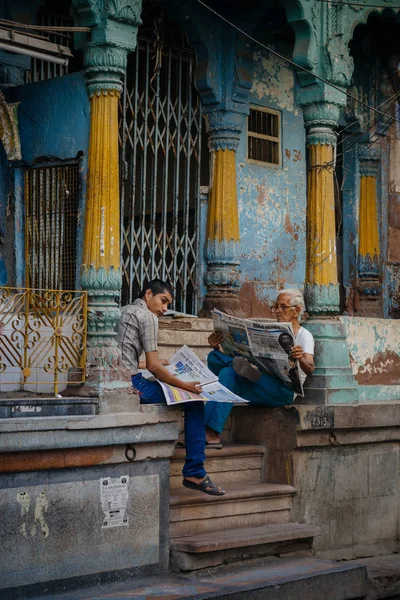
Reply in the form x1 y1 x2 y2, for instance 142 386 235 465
139 279 174 299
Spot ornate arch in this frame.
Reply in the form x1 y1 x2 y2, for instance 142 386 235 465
344 6 400 48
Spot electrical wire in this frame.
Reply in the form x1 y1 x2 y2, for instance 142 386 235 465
319 92 398 171
196 0 400 125
327 90 400 159
315 0 400 9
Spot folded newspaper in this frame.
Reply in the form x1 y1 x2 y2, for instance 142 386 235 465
156 345 248 405
213 309 304 396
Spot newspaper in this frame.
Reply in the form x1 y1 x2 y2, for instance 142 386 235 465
213 310 304 396
159 345 248 405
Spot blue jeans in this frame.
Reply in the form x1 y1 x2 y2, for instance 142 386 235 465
132 373 206 479
205 350 294 434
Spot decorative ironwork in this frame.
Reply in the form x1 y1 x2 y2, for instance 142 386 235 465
119 21 205 313
0 287 87 396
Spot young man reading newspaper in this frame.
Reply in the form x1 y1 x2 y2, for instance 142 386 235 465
205 289 315 446
117 279 225 496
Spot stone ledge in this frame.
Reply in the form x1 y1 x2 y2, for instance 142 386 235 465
0 412 181 453
0 407 181 433
296 402 400 431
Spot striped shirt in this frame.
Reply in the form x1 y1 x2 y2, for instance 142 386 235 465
117 298 158 374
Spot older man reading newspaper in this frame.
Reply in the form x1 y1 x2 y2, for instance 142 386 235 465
204 289 315 447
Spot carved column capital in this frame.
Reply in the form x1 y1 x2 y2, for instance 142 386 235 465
359 145 380 177
72 0 142 95
301 101 341 146
205 109 246 152
82 43 128 95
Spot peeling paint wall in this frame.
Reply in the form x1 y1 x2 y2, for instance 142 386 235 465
11 72 90 162
387 125 400 317
8 72 90 287
236 48 306 316
340 316 400 384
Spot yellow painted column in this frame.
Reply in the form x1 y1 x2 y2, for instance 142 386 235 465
204 145 241 314
358 175 380 266
357 161 380 297
304 124 340 315
72 2 142 393
306 143 338 287
83 90 120 272
79 44 138 390
207 149 240 246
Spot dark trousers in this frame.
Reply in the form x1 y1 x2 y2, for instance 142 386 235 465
205 350 294 434
131 373 206 479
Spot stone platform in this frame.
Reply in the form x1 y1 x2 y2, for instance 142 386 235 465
26 557 367 600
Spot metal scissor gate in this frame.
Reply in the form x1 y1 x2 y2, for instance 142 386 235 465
119 19 204 313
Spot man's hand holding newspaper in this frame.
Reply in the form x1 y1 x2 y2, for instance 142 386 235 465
212 310 304 396
146 345 248 405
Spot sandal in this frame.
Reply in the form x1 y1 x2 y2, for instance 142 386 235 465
183 475 225 496
206 441 223 449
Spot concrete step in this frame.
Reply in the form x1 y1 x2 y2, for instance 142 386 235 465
170 444 265 489
170 522 320 571
170 482 296 538
159 317 214 331
347 554 400 600
158 317 213 361
27 557 368 600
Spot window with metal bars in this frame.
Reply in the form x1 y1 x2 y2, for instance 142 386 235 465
24 1 80 83
25 160 80 291
247 106 281 167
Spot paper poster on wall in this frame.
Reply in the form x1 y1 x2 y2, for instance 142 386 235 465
100 476 129 529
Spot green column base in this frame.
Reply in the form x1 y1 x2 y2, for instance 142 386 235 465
300 320 359 405
305 283 340 316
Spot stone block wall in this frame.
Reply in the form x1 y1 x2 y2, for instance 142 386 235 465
0 409 180 597
232 403 400 561
292 442 399 560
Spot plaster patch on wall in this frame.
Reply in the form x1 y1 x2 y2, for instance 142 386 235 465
340 317 400 384
34 491 49 538
251 51 299 115
17 490 49 539
100 206 105 256
17 491 30 516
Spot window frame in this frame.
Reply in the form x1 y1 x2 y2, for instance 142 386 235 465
246 105 282 168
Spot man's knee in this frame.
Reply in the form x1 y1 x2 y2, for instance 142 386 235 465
218 366 236 389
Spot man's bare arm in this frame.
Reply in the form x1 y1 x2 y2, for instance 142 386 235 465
291 346 314 375
146 351 202 394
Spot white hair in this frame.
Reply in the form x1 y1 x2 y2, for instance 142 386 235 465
278 288 306 319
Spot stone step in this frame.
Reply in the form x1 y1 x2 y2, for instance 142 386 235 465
170 522 321 571
170 444 265 489
159 317 213 331
158 329 213 347
35 558 367 600
170 482 296 538
158 318 213 361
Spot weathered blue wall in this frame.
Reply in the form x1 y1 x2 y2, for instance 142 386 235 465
237 49 307 316
8 72 90 287
12 72 90 162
